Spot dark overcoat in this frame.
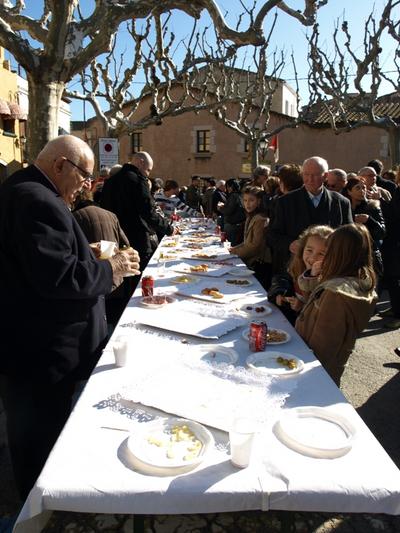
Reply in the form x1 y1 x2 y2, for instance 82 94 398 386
0 165 113 384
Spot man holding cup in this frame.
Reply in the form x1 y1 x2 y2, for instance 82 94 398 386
0 135 140 501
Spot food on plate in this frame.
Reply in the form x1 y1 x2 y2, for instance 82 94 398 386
267 330 288 343
186 243 203 249
190 264 209 272
193 253 217 259
142 295 174 306
201 287 224 299
146 424 202 462
174 275 196 283
245 305 266 313
276 356 297 369
162 241 177 247
244 327 287 343
226 279 250 285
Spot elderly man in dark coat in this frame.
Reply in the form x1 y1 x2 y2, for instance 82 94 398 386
0 135 139 500
101 151 174 270
267 156 353 273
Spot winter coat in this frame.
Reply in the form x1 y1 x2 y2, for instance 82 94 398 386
220 192 246 225
295 276 376 386
231 213 271 266
100 163 172 268
352 200 385 250
73 204 130 248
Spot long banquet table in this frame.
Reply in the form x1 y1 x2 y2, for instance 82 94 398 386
13 222 400 532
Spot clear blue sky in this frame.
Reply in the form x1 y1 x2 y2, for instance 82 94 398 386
4 0 398 121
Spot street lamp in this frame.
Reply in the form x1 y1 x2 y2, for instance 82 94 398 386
258 137 267 161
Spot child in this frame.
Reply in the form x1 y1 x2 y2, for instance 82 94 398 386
295 223 377 387
268 225 333 324
229 186 271 288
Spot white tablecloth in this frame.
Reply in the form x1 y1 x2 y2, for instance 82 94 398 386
13 232 400 532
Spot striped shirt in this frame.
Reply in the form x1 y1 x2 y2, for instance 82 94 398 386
154 192 200 218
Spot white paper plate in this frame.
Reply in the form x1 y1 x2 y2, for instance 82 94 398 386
239 303 272 317
191 344 239 365
273 407 356 458
139 295 176 309
127 418 214 475
242 327 290 345
246 351 303 376
229 267 255 277
225 278 254 288
172 275 200 285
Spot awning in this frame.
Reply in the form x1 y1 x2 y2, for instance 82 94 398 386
8 102 27 120
0 98 11 116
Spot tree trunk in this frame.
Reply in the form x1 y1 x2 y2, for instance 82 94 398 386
251 139 259 169
388 126 400 167
26 73 66 161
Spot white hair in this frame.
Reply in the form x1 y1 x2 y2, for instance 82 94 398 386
303 156 329 174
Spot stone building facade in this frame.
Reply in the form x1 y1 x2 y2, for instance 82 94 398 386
71 90 398 186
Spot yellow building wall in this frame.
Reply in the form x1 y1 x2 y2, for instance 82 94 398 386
0 47 22 181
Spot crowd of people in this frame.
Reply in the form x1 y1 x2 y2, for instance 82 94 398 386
0 134 399 515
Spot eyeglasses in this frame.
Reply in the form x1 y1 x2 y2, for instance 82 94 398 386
64 158 94 183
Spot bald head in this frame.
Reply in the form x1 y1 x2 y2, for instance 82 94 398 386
326 168 347 192
35 135 95 206
131 151 153 177
36 135 94 171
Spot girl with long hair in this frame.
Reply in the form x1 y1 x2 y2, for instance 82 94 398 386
296 223 377 386
268 225 333 324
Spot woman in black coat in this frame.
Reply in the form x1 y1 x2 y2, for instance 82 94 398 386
218 178 246 245
343 177 386 274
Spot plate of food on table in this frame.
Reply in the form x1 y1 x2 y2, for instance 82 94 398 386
229 266 255 277
172 262 232 277
191 344 239 365
242 327 290 344
246 351 304 376
225 278 253 287
127 417 214 475
173 275 200 284
140 294 176 308
239 303 272 317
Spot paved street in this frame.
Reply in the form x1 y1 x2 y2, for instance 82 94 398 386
1 295 399 532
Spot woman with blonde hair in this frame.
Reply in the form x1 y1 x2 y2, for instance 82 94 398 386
268 225 333 324
296 224 377 386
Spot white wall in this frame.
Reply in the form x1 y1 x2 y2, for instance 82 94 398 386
17 76 71 133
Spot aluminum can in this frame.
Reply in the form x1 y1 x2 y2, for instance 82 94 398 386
141 275 154 297
220 231 228 243
215 225 221 235
249 321 267 352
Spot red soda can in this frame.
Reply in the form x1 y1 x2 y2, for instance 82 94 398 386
220 231 227 243
141 275 154 297
249 321 267 352
215 225 221 235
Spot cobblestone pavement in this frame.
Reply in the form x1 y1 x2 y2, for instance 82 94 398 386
1 296 400 532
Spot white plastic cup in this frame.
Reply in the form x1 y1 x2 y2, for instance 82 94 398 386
113 336 129 367
229 417 257 468
100 240 117 259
